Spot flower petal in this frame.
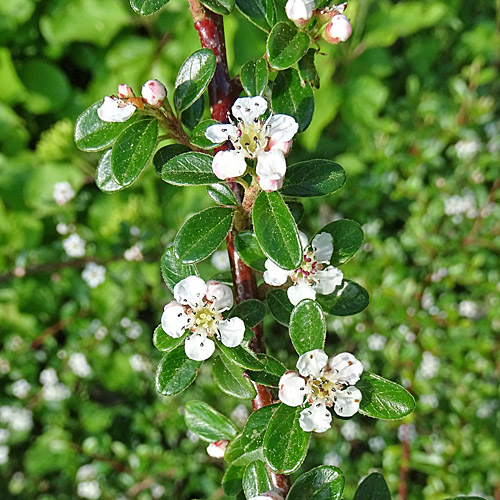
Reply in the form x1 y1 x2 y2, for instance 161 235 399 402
334 386 362 417
298 231 309 249
97 96 135 123
205 124 238 144
255 150 286 180
161 301 189 338
287 282 316 306
185 333 215 361
212 150 247 180
258 176 284 192
263 259 290 286
218 317 245 348
328 352 364 385
296 349 328 378
278 371 307 406
232 96 268 124
174 276 207 308
299 401 332 433
313 266 344 295
267 114 299 143
206 280 234 311
311 232 333 263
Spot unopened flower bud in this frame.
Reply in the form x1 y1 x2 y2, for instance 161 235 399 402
206 440 229 459
323 14 352 44
141 79 167 107
285 0 315 25
117 84 134 99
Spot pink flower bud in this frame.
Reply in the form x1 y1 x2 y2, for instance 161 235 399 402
323 14 352 44
285 0 315 25
117 84 134 99
206 439 229 459
141 79 167 107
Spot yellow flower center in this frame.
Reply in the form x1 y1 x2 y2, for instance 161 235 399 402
237 123 268 158
191 306 222 336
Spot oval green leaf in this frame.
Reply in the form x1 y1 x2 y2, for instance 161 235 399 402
162 152 219 186
96 150 125 193
207 183 238 206
200 0 234 15
160 246 198 292
181 96 204 130
243 460 272 499
235 0 276 32
353 472 391 500
212 355 256 399
225 433 264 466
235 231 267 272
316 280 369 316
222 464 245 496
217 342 264 371
247 353 286 387
241 59 269 96
267 22 310 71
298 49 320 89
230 299 266 328
153 325 186 352
289 299 326 355
130 0 169 15
287 466 345 500
185 400 238 442
266 289 293 326
315 219 364 266
153 144 190 175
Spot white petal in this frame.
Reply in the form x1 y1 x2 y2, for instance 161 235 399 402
328 352 364 385
258 176 283 192
298 231 309 249
311 232 333 263
278 371 307 407
206 280 234 311
97 96 135 123
299 402 332 433
313 266 344 295
267 114 299 143
232 96 268 124
185 333 215 361
296 349 328 378
161 301 189 338
212 150 247 180
174 276 207 308
287 282 316 306
267 139 292 155
249 493 284 500
255 150 286 180
334 386 362 417
263 259 290 286
218 317 245 348
205 124 238 144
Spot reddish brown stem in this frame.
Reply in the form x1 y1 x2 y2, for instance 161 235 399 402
398 438 410 500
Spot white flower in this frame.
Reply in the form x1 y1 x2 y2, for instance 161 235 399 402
206 439 229 458
417 351 440 379
459 300 478 319
129 354 148 372
77 480 101 500
0 445 8 465
11 379 31 399
77 464 97 481
278 349 363 433
323 14 352 44
124 244 143 262
43 383 70 402
285 0 315 24
97 96 136 123
205 96 298 191
367 333 386 351
368 436 386 452
69 353 92 378
141 79 167 107
249 493 284 500
397 423 417 443
161 276 245 361
211 250 230 271
53 182 75 206
263 232 343 305
63 234 85 258
323 450 342 466
455 138 480 160
82 262 106 288
40 367 58 386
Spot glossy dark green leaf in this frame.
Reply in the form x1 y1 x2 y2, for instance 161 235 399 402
230 299 266 327
287 200 304 224
235 0 276 32
130 0 169 15
212 355 256 399
207 183 238 206
160 246 198 292
272 68 314 132
241 59 269 96
217 342 264 370
181 96 205 130
316 280 369 316
200 0 234 15
266 289 293 326
96 150 125 193
253 191 302 270
155 345 201 396
153 325 185 352
357 372 416 420
174 207 234 264
353 472 391 500
111 118 158 185
247 353 286 387
174 49 217 113
222 464 245 496
162 152 219 186
243 460 272 499
298 49 320 88
287 466 345 500
267 22 310 71
235 231 267 272
225 433 264 466
289 299 326 355
263 404 310 474
185 400 238 441
191 119 224 149
153 144 190 175
315 219 364 266
75 101 130 152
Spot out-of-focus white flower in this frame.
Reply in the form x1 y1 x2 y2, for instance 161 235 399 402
43 383 70 402
69 353 92 378
141 79 167 107
77 464 97 482
420 394 439 409
129 354 148 372
367 333 386 351
431 267 448 282
97 96 135 123
323 450 342 466
151 484 165 499
0 445 9 465
285 0 315 25
444 191 477 219
368 436 386 452
340 420 360 441
459 300 478 319
323 14 352 44
40 368 58 386
124 244 143 262
120 317 132 328
130 226 141 236
211 250 230 271
455 138 480 160
0 407 33 432
82 263 106 288
0 429 10 444
0 358 10 374
95 326 108 340
53 182 75 206
206 439 229 458
63 234 86 258
417 352 440 379
11 379 31 399
186 429 200 443
126 322 142 339
398 423 417 443
77 480 101 500
421 292 434 310
231 404 249 426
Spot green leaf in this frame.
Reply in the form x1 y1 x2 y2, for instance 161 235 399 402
111 118 158 185
191 119 224 150
153 325 185 352
235 231 267 272
162 152 219 186
200 0 234 15
160 246 198 292
241 59 269 96
155 345 201 396
230 300 266 327
153 144 190 175
174 207 234 264
130 0 169 15
247 353 286 387
266 289 293 326
298 49 320 89
316 280 369 316
287 466 345 500
243 460 272 499
353 472 391 500
181 96 205 130
96 150 125 193
253 191 302 270
75 101 129 152
212 355 256 399
287 200 304 224
185 400 238 441
267 22 310 71
281 160 346 197
218 342 264 370
357 372 416 420
174 49 217 113
207 183 238 206
235 0 276 32
316 219 364 266
289 299 326 355
222 464 245 496
225 433 264 466
272 68 314 132
263 404 310 474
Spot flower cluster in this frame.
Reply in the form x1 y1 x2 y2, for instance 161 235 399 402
205 96 298 191
263 232 343 305
161 276 245 361
279 349 363 433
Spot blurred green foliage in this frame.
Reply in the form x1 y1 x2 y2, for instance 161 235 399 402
0 0 499 499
